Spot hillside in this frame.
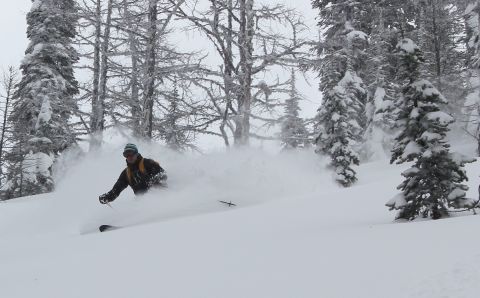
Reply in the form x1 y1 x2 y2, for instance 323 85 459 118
1 141 480 298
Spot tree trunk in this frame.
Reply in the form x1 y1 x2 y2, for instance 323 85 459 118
123 0 142 134
220 0 234 147
430 0 442 90
90 0 103 149
235 0 254 146
141 0 158 139
97 0 113 129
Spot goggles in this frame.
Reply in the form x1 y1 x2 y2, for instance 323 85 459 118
123 151 137 158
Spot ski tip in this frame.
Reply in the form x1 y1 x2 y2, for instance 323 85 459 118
219 200 237 207
99 225 117 232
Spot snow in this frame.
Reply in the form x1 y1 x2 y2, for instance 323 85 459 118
1 140 480 297
422 149 433 158
410 107 419 119
380 99 394 111
465 3 479 48
332 84 345 95
362 125 389 161
22 151 54 182
412 79 446 103
29 137 52 144
426 111 454 125
331 112 341 122
22 43 46 65
339 70 365 92
397 38 418 54
31 0 42 11
420 131 442 142
448 188 466 201
386 192 407 209
402 140 421 159
35 98 52 129
347 118 360 129
373 87 385 107
346 29 368 42
465 3 477 16
450 152 477 165
464 89 480 106
402 166 420 177
343 21 368 42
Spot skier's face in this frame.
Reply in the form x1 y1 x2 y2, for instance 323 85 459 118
124 152 138 164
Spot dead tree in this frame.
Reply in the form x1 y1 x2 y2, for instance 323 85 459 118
0 67 18 187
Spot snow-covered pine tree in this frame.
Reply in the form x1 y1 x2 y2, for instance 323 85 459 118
280 69 309 150
162 81 193 151
315 79 361 187
463 1 480 155
387 39 475 220
363 84 395 160
312 0 368 186
362 4 397 160
415 0 467 116
465 1 480 63
1 0 79 199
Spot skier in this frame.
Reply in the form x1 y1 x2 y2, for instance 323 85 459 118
98 143 167 204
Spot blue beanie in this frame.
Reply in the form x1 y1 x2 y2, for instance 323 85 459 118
123 143 138 155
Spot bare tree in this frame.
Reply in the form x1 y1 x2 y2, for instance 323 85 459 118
90 0 102 138
172 0 310 147
0 67 19 187
97 0 114 128
140 0 158 138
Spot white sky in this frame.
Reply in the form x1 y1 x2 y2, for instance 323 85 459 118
0 0 31 69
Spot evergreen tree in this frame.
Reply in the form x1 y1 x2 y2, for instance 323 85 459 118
363 85 395 160
280 69 309 150
387 39 475 220
315 77 361 187
464 1 480 155
1 0 79 199
416 0 467 113
362 3 398 160
162 82 194 152
312 0 368 186
465 1 480 64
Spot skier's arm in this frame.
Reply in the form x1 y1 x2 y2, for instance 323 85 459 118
109 170 129 200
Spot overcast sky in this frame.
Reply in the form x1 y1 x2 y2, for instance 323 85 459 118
0 0 31 69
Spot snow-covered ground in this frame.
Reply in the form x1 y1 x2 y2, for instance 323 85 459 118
1 138 480 298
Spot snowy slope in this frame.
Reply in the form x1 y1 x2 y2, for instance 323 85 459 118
1 141 480 298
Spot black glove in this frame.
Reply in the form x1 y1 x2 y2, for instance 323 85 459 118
99 192 115 204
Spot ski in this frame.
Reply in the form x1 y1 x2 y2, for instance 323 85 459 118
99 225 120 232
219 200 237 207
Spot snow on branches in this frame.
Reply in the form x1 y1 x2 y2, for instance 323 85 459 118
387 39 475 220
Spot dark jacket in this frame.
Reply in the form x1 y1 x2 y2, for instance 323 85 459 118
108 154 167 200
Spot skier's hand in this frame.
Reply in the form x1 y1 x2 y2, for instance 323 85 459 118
99 192 114 204
147 171 167 187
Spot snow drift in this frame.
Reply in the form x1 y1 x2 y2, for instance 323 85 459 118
1 135 480 298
